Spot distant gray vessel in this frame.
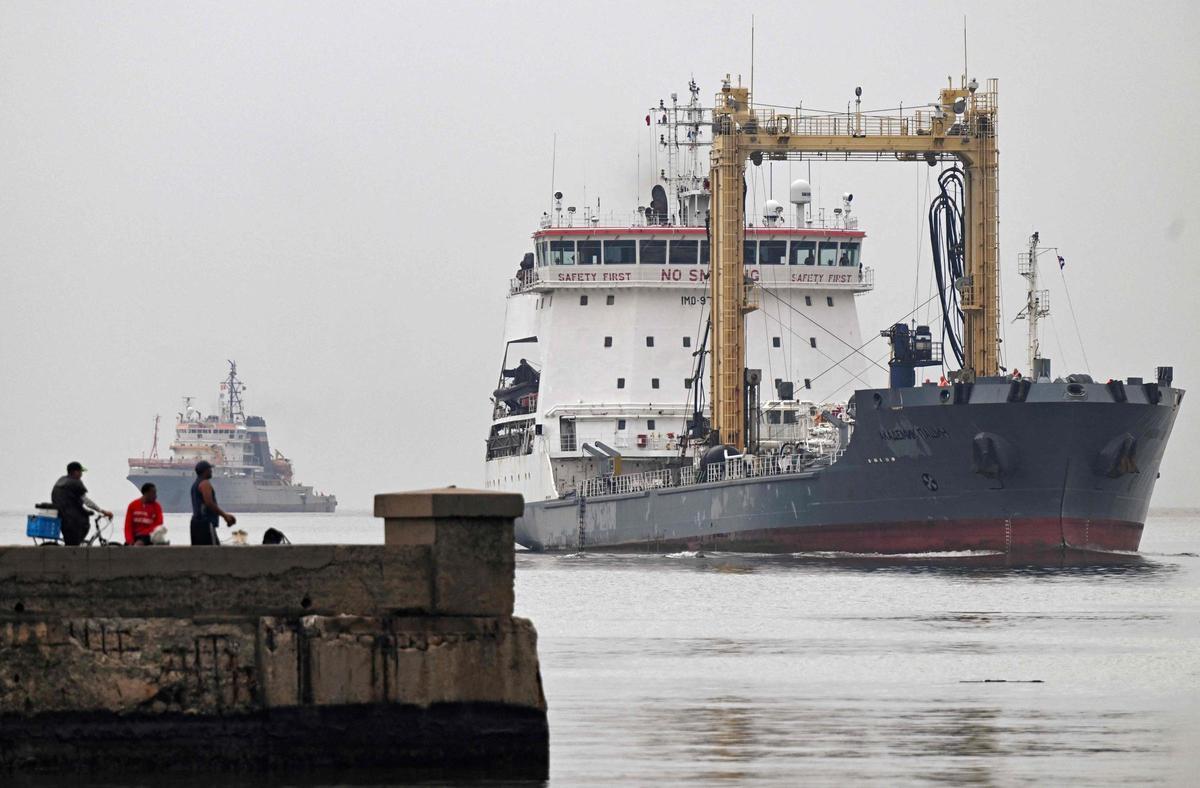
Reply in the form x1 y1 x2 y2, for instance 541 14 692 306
127 362 336 513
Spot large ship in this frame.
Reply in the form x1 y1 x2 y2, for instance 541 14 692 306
128 362 336 513
485 76 1182 555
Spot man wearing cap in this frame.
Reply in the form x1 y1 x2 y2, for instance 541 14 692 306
190 460 236 545
50 461 113 546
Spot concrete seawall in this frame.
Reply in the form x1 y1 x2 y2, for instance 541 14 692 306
0 488 547 778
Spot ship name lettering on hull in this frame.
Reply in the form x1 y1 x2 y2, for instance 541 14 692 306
879 426 950 441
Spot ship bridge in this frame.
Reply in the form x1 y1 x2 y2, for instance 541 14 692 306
513 226 873 295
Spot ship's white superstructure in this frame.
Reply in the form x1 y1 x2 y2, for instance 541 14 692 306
486 84 876 502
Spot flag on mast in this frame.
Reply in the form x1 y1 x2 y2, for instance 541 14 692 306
1057 255 1066 271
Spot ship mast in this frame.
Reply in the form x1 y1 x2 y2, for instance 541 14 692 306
148 414 160 459
221 360 247 424
708 74 1000 450
1016 231 1051 377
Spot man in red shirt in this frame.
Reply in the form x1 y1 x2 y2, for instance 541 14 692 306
125 483 164 546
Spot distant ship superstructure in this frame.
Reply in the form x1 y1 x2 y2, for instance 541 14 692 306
128 362 336 513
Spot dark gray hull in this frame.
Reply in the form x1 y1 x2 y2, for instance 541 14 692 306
127 469 337 513
515 379 1182 554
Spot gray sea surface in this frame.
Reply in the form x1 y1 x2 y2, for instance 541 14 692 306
1 509 1197 786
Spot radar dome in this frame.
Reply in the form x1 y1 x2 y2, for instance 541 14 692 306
763 199 784 219
789 179 812 205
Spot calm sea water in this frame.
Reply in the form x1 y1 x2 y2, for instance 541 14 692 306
2 510 1197 786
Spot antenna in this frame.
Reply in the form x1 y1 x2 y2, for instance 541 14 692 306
963 16 968 85
549 133 557 217
750 15 755 100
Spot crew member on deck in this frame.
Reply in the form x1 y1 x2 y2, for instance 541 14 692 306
124 482 164 546
503 359 540 386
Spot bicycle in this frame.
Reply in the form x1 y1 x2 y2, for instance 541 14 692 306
27 509 121 546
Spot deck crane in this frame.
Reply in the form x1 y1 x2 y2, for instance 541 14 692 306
707 75 1000 450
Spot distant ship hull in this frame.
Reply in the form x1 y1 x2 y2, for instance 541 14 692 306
514 380 1181 555
127 467 337 514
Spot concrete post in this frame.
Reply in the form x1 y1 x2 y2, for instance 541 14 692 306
375 487 523 616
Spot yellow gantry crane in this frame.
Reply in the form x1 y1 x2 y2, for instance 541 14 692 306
708 75 1000 450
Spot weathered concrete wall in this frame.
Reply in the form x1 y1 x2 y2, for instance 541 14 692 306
0 545 439 618
0 488 546 778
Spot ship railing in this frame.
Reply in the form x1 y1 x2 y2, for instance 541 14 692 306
512 264 873 294
540 210 701 230
739 101 996 145
742 108 934 139
536 207 882 232
510 269 543 294
575 442 846 499
579 468 675 498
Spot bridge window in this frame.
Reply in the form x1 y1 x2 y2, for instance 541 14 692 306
551 240 576 266
766 410 781 424
537 241 549 267
617 378 625 389
640 239 666 264
783 410 798 424
683 336 691 348
743 240 757 266
805 296 812 306
579 295 588 305
790 241 816 265
669 239 699 264
700 240 710 265
606 294 615 305
772 337 781 348
604 240 637 264
827 297 834 306
646 336 654 347
651 378 660 389
578 240 601 265
818 242 838 267
647 419 656 430
617 419 626 430
759 240 787 265
840 242 860 267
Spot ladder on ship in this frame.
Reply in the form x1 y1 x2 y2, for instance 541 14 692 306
576 494 586 552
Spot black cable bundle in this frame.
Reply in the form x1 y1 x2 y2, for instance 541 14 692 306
928 166 966 367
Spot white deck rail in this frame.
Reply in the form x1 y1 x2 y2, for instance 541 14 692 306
575 444 845 499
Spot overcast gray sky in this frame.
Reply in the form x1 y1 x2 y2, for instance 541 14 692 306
2 0 1197 511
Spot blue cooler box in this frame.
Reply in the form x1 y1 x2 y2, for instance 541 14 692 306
27 511 62 540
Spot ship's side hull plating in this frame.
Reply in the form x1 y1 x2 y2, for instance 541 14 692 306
515 381 1181 554
127 469 337 513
